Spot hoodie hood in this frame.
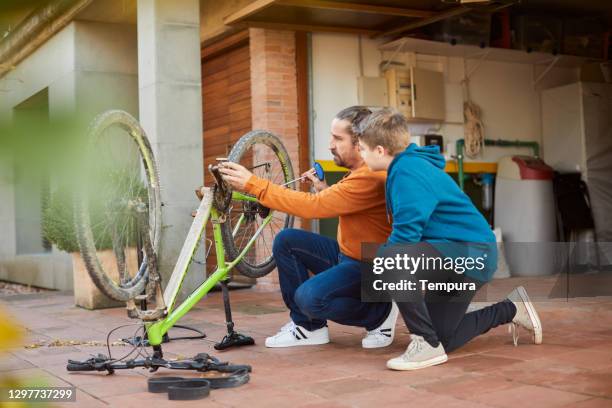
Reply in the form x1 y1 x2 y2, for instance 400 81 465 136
385 143 446 221
389 143 446 173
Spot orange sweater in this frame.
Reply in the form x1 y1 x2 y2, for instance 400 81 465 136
244 165 392 260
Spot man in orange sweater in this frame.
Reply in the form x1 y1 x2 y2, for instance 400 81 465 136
220 106 399 348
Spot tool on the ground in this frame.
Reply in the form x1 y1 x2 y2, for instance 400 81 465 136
281 162 324 186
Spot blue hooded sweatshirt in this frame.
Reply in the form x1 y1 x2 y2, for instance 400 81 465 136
385 143 497 281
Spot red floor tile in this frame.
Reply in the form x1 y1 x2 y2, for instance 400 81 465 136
2 286 612 406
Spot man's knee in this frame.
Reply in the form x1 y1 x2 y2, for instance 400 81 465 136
272 228 301 256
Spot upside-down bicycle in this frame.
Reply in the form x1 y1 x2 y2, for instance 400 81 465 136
67 110 296 373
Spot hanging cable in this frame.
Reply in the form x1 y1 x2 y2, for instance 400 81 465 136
358 34 364 77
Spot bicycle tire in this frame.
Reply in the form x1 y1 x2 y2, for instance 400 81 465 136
220 130 295 278
74 110 162 301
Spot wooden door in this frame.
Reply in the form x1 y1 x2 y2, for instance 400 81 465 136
201 33 253 284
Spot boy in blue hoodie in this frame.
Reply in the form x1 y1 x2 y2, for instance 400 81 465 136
357 108 542 371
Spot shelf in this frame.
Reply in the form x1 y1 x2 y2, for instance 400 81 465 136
379 37 600 69
316 160 497 174
445 161 497 174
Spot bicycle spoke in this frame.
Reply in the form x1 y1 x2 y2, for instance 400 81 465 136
259 220 272 260
232 213 246 238
218 131 295 276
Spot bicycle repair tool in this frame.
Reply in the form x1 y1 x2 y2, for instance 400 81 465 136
281 162 324 186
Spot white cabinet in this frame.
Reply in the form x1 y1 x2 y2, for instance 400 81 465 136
542 82 612 179
384 67 445 121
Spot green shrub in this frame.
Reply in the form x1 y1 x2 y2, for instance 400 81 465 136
43 170 148 253
42 187 81 253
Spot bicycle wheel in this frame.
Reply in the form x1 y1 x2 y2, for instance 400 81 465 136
74 110 161 301
220 130 295 278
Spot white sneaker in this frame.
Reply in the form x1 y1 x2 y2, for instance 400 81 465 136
362 302 399 349
265 323 330 348
386 334 448 371
279 321 295 332
507 286 542 346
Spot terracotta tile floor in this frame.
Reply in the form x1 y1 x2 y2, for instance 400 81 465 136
1 278 612 408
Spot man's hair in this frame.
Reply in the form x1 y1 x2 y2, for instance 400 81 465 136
356 108 410 155
335 106 372 144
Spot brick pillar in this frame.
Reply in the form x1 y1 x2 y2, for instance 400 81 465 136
249 28 301 287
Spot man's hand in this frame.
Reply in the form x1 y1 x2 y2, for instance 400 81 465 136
218 162 253 192
302 168 328 192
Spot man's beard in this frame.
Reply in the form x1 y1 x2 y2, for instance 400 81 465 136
331 151 347 168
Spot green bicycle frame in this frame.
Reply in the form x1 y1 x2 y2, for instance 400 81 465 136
146 190 271 346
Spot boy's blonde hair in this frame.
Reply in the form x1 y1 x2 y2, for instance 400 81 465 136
356 108 410 155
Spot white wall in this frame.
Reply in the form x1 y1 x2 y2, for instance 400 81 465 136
0 23 77 289
311 32 579 163
0 20 139 290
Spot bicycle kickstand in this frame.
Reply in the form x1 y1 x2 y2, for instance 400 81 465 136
214 279 255 350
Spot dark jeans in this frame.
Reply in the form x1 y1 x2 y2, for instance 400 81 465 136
390 244 517 353
273 229 391 331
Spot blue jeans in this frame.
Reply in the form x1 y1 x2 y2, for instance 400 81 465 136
272 229 391 331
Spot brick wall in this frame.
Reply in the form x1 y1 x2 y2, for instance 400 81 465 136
249 28 301 287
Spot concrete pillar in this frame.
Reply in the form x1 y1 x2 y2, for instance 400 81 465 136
137 0 204 294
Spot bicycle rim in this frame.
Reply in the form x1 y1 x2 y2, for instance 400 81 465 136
221 130 294 278
74 110 161 301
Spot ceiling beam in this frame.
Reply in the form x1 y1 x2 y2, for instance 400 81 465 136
375 6 469 38
223 0 277 25
276 0 434 18
244 20 379 36
201 29 249 60
376 2 516 39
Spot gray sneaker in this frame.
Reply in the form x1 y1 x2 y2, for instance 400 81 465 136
507 286 542 346
386 334 448 371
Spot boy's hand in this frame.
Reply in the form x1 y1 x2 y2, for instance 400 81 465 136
302 168 328 192
218 162 253 192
